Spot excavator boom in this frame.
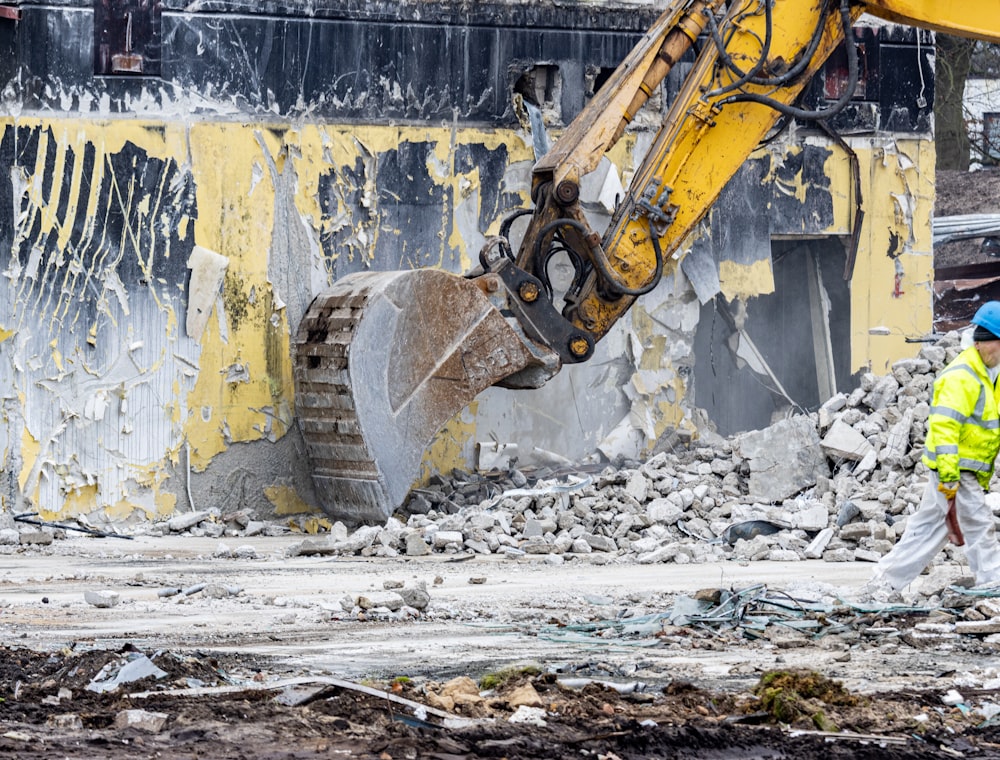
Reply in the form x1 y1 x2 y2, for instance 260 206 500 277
296 0 1000 523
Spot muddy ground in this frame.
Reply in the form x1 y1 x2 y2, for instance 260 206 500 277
1 536 1000 758
2 645 999 760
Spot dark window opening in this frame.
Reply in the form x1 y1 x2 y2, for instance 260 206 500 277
823 38 869 101
513 65 561 110
588 66 616 98
693 238 855 435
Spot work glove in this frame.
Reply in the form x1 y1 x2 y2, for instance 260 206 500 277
938 481 959 500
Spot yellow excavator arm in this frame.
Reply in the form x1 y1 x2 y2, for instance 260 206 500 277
522 0 1000 348
295 0 1000 524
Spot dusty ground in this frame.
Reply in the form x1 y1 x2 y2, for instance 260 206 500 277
2 536 1000 757
935 168 1000 218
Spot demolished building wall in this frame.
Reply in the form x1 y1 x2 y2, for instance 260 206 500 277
0 1 935 525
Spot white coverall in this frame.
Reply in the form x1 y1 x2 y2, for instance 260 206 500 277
875 469 1000 590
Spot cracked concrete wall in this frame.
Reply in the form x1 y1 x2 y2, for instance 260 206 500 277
0 2 936 524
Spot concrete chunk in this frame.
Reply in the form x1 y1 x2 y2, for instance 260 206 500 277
583 533 617 552
625 471 650 503
636 544 678 564
821 420 874 461
647 499 683 524
839 522 873 541
114 708 169 733
18 530 53 545
822 548 854 562
736 416 830 503
432 530 464 548
804 527 834 558
357 591 405 611
405 533 431 556
84 589 121 608
794 505 829 532
956 618 1000 635
167 511 210 532
397 583 431 611
879 409 914 466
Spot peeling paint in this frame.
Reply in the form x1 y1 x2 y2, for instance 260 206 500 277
186 245 229 340
851 138 934 374
264 484 317 516
50 483 99 521
719 259 776 300
18 427 40 494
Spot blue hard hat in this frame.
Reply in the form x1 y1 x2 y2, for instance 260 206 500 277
972 301 1000 337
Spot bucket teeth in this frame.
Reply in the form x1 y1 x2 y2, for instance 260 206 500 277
294 269 555 524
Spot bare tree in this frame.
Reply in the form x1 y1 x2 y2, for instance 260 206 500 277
936 35 974 170
936 37 1000 169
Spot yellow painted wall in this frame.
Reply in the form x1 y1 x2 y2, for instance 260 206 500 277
850 139 935 373
0 116 936 519
0 118 541 519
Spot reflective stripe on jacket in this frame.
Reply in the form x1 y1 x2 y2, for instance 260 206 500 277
922 345 1000 489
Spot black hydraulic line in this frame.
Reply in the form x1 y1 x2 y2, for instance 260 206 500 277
535 217 664 298
718 0 856 121
533 238 590 303
758 113 792 147
709 0 833 90
14 512 134 539
499 208 533 261
704 0 773 98
532 220 579 299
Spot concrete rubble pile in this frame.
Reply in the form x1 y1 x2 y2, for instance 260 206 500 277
281 331 994 571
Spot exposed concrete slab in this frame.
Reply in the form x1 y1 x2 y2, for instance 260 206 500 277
735 416 830 503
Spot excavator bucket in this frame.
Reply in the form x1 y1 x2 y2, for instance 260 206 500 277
294 269 557 525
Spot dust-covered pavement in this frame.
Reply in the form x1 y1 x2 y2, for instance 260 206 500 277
0 534 997 694
0 534 879 686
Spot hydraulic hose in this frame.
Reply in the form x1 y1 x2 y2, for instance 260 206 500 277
718 0 857 122
535 218 664 298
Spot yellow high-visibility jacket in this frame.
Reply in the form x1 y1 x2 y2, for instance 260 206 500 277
923 345 1000 489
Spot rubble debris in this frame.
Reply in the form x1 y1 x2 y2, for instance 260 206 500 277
525 582 1000 655
84 589 121 608
167 511 212 533
265 332 970 584
736 416 830 503
7 332 972 623
357 591 406 612
508 704 547 725
87 654 169 693
17 530 54 546
113 708 169 733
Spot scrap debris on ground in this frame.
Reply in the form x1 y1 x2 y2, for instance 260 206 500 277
6 331 965 580
3 637 1000 759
